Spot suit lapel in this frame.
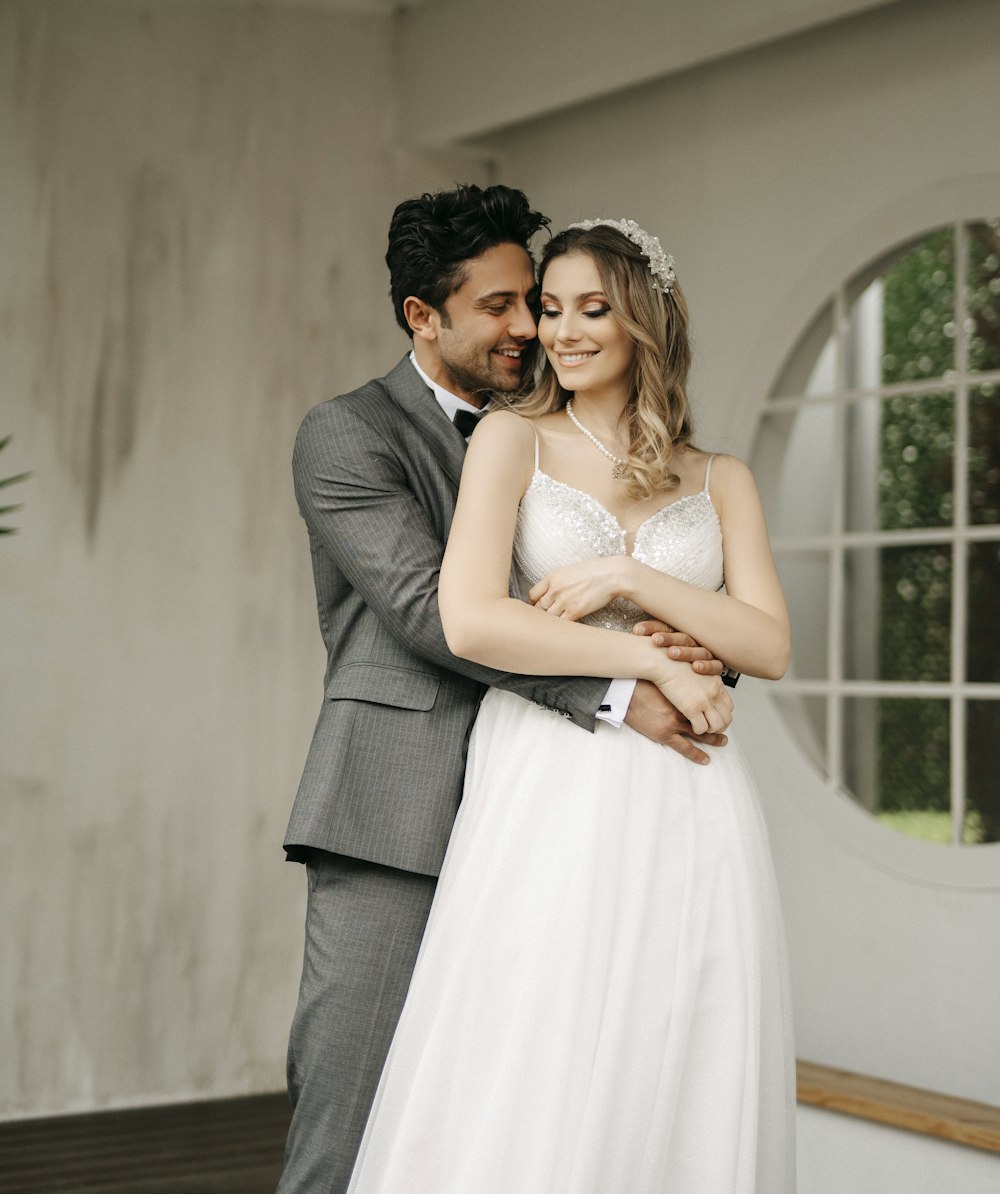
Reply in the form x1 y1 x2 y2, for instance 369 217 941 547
384 356 467 488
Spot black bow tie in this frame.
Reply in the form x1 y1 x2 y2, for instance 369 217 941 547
453 408 486 438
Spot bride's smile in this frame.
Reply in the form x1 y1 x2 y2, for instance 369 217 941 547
538 252 634 404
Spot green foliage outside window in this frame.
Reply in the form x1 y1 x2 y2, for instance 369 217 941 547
871 224 1000 843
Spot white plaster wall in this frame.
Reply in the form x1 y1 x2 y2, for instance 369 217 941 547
4 0 998 1140
797 1106 1000 1194
0 0 488 1118
478 0 1000 1106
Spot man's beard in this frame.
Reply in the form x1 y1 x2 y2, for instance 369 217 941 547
439 340 537 401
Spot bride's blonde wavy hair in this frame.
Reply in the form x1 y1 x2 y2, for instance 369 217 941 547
509 224 694 500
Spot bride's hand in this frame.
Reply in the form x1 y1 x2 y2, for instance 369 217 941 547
529 557 633 621
645 645 733 735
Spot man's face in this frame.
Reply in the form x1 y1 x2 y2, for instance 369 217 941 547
425 242 538 402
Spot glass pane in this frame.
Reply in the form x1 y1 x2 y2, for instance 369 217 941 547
776 552 830 679
850 228 956 386
967 220 1000 374
969 383 1000 526
773 693 827 772
755 405 836 538
844 545 951 682
845 392 953 531
846 273 884 390
843 697 950 842
966 540 1000 683
965 700 1000 844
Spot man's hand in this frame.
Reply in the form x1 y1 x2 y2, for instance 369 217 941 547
624 679 728 765
633 620 724 676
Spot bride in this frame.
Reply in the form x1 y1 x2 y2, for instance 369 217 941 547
347 218 795 1192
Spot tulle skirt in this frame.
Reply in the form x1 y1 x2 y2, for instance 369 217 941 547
348 688 795 1193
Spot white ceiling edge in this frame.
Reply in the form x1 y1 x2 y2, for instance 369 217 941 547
394 0 903 147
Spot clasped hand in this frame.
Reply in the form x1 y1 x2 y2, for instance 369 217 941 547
529 561 733 737
646 642 733 735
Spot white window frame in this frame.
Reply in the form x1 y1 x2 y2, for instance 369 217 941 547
760 219 1000 847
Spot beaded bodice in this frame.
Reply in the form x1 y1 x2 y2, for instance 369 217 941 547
512 469 724 633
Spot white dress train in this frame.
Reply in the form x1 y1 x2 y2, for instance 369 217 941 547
347 455 796 1193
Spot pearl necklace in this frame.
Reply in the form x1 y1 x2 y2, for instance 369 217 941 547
565 400 628 480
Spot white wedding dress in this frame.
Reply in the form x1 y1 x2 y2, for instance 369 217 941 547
348 455 796 1193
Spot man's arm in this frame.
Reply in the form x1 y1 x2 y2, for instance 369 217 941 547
293 398 607 728
624 680 728 764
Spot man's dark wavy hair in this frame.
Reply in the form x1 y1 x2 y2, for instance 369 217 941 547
385 184 549 336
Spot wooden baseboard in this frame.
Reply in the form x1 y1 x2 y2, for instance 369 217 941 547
1 1065 997 1192
797 1060 1000 1154
0 1093 290 1193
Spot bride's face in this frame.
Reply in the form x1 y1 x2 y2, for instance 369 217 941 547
538 252 634 403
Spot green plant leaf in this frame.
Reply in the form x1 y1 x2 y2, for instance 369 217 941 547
1 435 29 534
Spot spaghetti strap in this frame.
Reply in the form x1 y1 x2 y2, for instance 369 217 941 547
533 427 540 471
704 453 716 492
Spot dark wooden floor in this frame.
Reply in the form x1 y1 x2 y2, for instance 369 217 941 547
0 1093 291 1194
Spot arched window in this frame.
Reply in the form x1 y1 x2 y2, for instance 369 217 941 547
753 220 1000 846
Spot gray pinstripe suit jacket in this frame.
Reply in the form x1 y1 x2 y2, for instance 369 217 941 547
284 356 609 877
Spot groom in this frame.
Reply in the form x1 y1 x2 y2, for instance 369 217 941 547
277 183 728 1193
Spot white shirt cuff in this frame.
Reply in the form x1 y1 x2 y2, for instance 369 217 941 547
595 678 636 728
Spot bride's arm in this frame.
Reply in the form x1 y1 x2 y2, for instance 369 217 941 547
528 455 790 680
439 412 733 734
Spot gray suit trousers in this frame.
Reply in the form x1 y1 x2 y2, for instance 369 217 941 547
276 853 437 1194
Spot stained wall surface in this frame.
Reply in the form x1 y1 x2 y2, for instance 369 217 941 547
0 0 472 1116
4 0 1000 1148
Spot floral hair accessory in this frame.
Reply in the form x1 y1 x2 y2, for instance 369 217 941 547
566 217 676 294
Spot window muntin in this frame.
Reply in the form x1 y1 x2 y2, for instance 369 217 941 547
755 220 1000 846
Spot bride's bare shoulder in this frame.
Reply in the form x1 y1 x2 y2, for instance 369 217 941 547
693 454 764 526
474 407 534 442
466 409 537 481
703 452 755 486
671 448 758 501
477 405 567 446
